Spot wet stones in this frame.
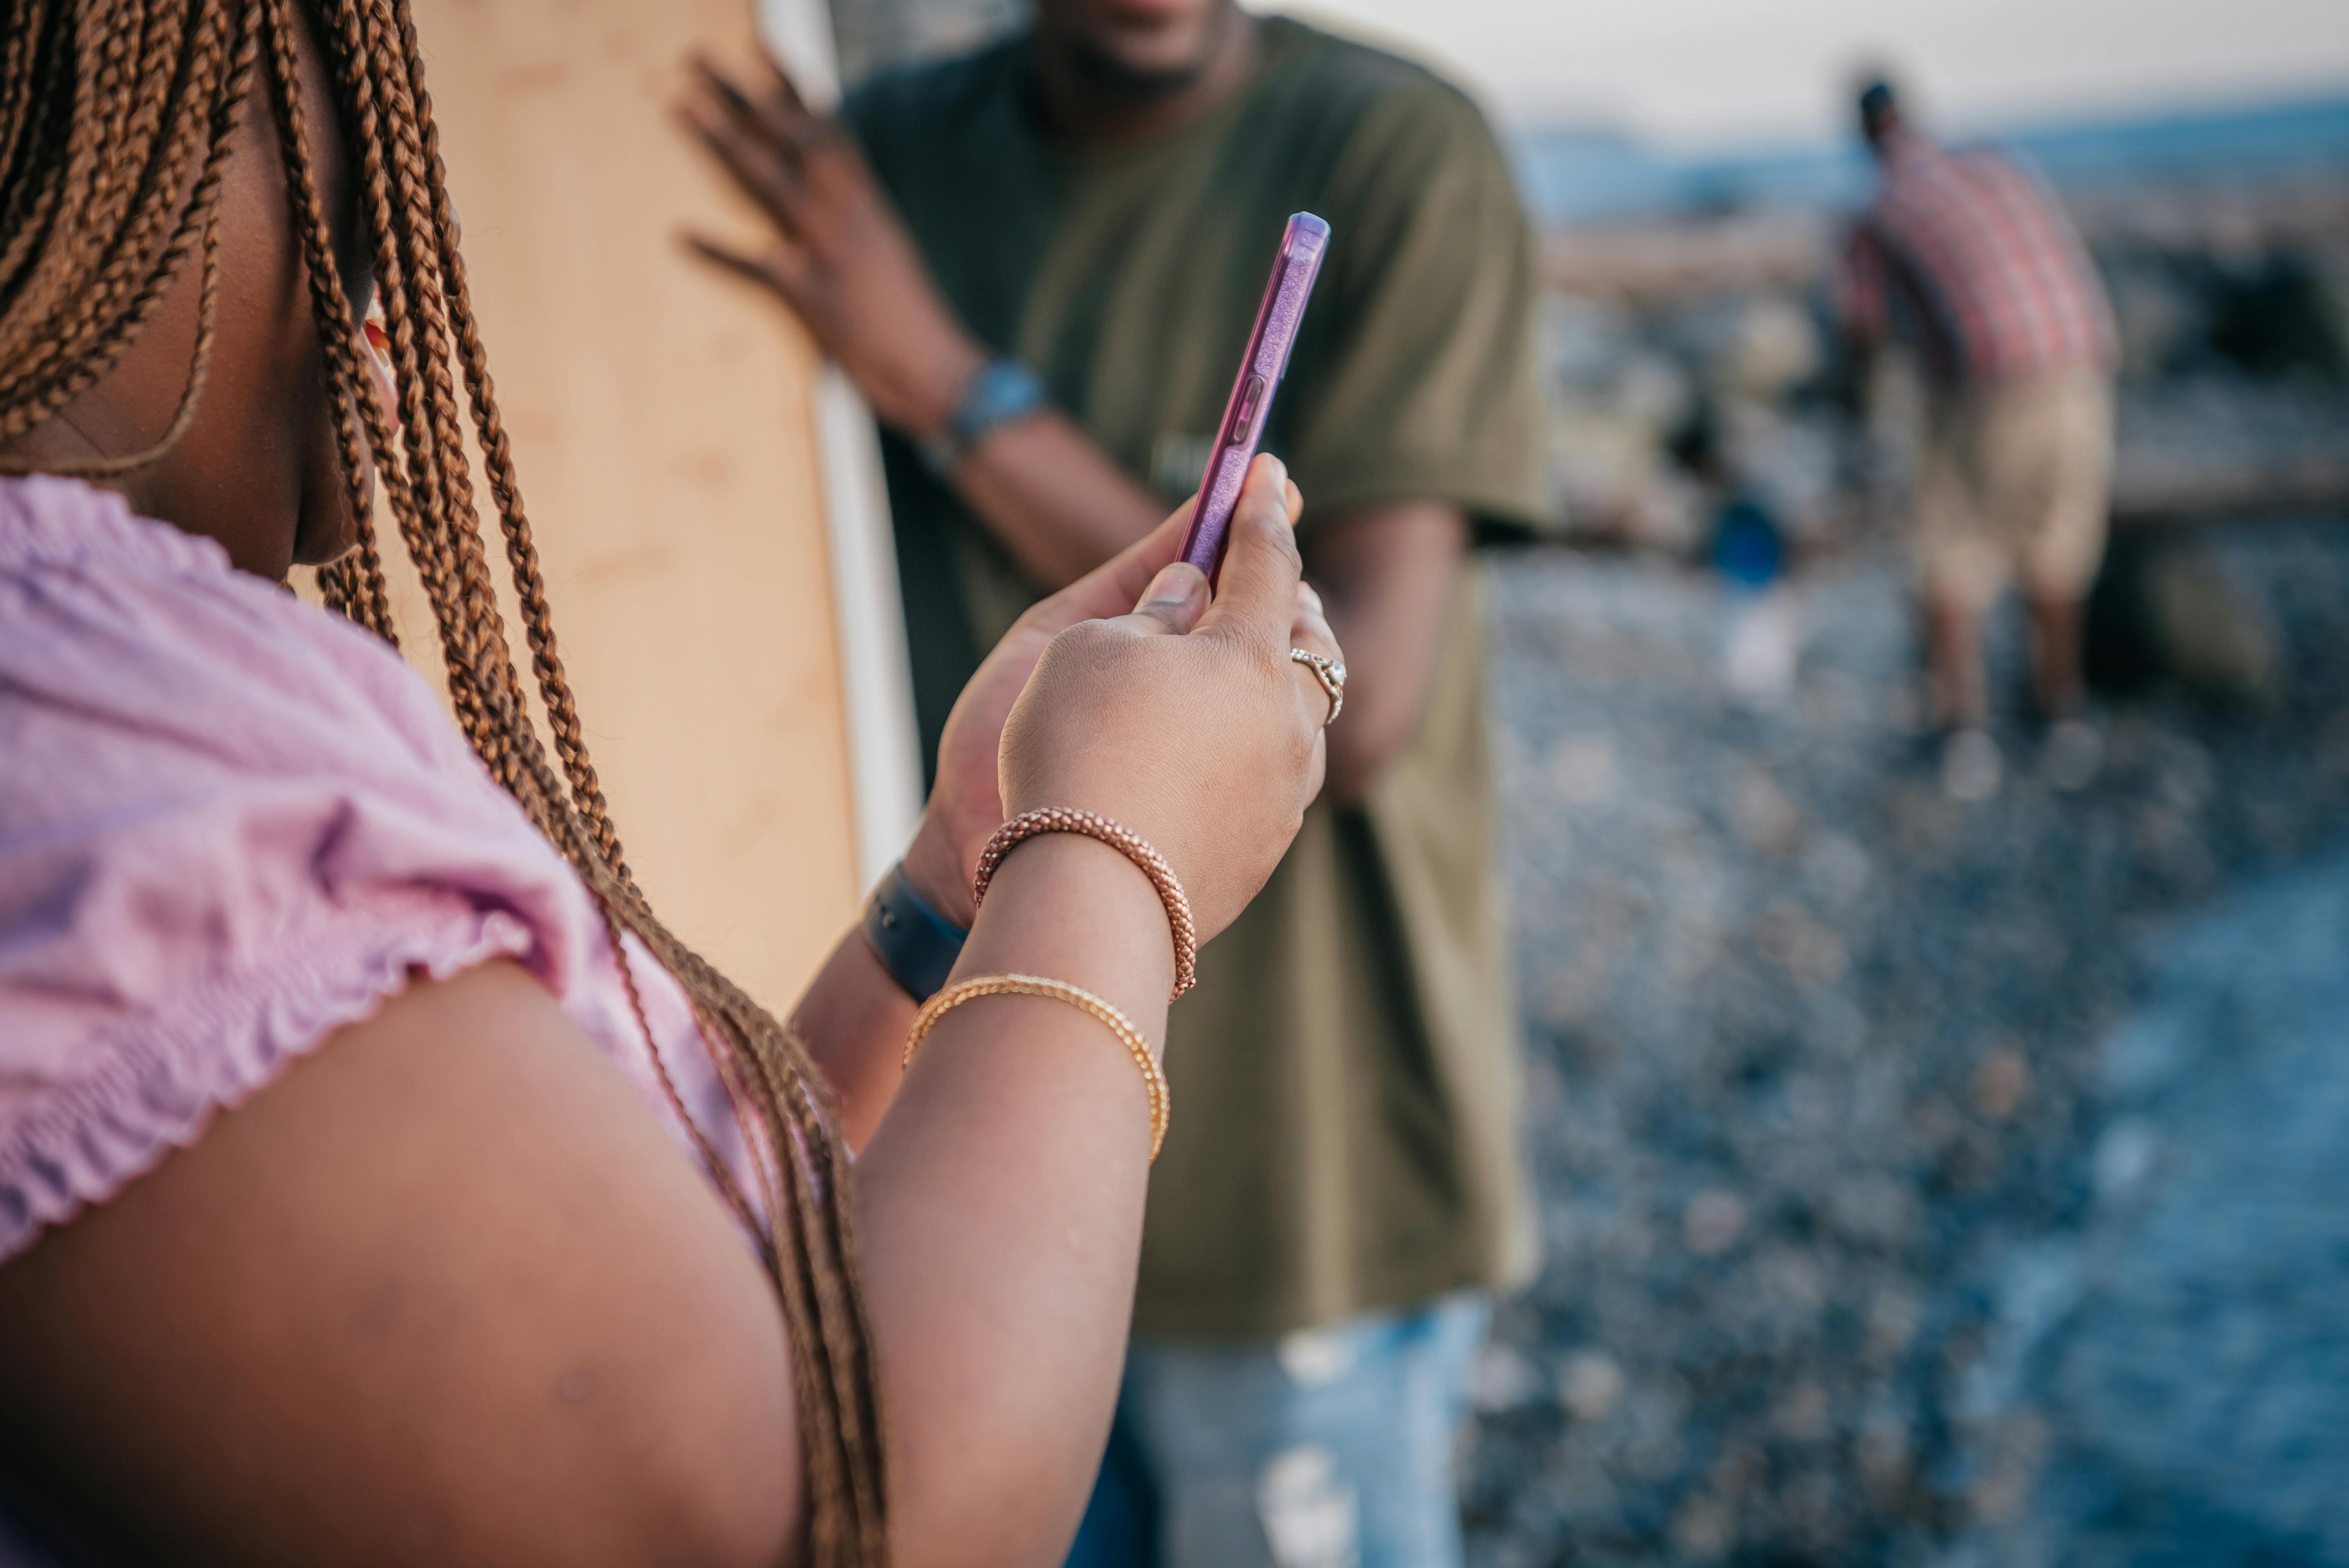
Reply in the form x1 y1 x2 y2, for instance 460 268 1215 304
1467 518 2349 1566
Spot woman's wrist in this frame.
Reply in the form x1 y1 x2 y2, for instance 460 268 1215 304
791 923 921 1154
975 807 1197 998
901 808 978 928
950 833 1176 1053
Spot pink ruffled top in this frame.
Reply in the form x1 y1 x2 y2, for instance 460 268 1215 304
0 470 779 1319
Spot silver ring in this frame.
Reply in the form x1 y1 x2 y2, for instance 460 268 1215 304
1289 648 1346 726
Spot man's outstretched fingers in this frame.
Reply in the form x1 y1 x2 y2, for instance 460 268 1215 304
683 233 805 299
691 57 764 132
679 98 804 231
1199 454 1305 640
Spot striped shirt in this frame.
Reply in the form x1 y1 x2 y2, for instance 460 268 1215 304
1841 130 2114 386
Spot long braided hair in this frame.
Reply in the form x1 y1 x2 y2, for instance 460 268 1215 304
0 1 889 1557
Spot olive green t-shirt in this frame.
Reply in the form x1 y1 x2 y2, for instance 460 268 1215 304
846 15 1547 1338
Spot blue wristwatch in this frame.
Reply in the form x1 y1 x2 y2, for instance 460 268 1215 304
921 358 1048 476
860 861 970 1003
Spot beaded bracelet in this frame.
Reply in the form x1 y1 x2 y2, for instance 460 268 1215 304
904 974 1170 1160
972 808 1198 999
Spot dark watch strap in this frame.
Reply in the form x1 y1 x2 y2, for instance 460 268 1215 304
860 861 970 1003
921 358 1048 476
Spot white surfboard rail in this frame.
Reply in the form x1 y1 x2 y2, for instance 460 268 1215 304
759 0 926 894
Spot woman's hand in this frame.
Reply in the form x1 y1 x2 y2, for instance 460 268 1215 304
998 456 1335 940
898 502 1191 928
902 457 1333 937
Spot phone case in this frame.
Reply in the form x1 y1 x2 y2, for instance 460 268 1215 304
1178 212 1330 582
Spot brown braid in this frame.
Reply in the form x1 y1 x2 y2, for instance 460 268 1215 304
0 3 891 1559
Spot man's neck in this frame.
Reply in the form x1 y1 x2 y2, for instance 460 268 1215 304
1032 9 1260 150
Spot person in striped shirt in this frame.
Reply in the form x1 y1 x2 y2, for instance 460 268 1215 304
1841 77 2118 796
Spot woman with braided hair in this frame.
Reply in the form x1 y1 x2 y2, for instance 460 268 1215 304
0 0 1342 1562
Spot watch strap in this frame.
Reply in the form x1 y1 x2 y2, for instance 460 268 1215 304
921 358 1048 476
860 861 970 1003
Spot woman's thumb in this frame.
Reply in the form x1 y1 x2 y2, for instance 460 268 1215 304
1198 454 1302 641
1128 561 1210 634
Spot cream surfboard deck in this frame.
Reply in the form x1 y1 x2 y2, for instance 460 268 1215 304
358 0 918 1013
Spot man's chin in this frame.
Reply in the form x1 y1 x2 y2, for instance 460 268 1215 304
1066 28 1214 105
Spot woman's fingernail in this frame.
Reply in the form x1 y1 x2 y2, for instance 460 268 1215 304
1260 454 1289 492
1140 562 1203 608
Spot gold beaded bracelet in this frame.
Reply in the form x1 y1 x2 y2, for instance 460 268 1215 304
973 808 1198 999
903 973 1169 1161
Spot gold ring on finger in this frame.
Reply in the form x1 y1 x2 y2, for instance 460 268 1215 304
1289 648 1346 727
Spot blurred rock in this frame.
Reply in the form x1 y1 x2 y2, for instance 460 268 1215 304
1722 400 1845 540
1698 293 1822 402
1669 1496 1736 1562
1729 768 1801 851
1775 1380 1834 1443
1683 1190 1748 1256
2206 251 2349 378
1719 584 1803 707
1866 1286 1924 1364
1827 1174 1919 1248
2110 378 2349 519
1559 1351 1627 1424
1544 735 1620 807
2106 260 2206 382
2091 1118 2158 1200
1972 1045 2032 1121
2088 529 2284 711
1472 1343 1550 1415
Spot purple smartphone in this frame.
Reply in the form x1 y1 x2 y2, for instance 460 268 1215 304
1178 212 1330 583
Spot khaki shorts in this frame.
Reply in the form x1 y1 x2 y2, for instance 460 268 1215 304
1915 370 2114 612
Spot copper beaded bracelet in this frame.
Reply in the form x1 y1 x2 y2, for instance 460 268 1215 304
903 974 1170 1160
971 807 1198 999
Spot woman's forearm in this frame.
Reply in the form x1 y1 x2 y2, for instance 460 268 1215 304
789 814 979 1151
850 832 1176 1567
789 929 916 1154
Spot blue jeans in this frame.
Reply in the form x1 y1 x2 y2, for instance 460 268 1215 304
1065 1292 1492 1568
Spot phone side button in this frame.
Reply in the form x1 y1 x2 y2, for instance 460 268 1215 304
1231 374 1266 441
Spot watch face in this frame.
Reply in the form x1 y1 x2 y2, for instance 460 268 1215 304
924 362 1050 478
959 361 1048 444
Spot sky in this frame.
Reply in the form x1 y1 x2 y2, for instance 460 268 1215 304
1273 0 2349 146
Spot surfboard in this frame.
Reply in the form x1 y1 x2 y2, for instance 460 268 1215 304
373 0 916 1013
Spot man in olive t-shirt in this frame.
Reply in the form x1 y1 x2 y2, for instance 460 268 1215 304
681 3 1548 1562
